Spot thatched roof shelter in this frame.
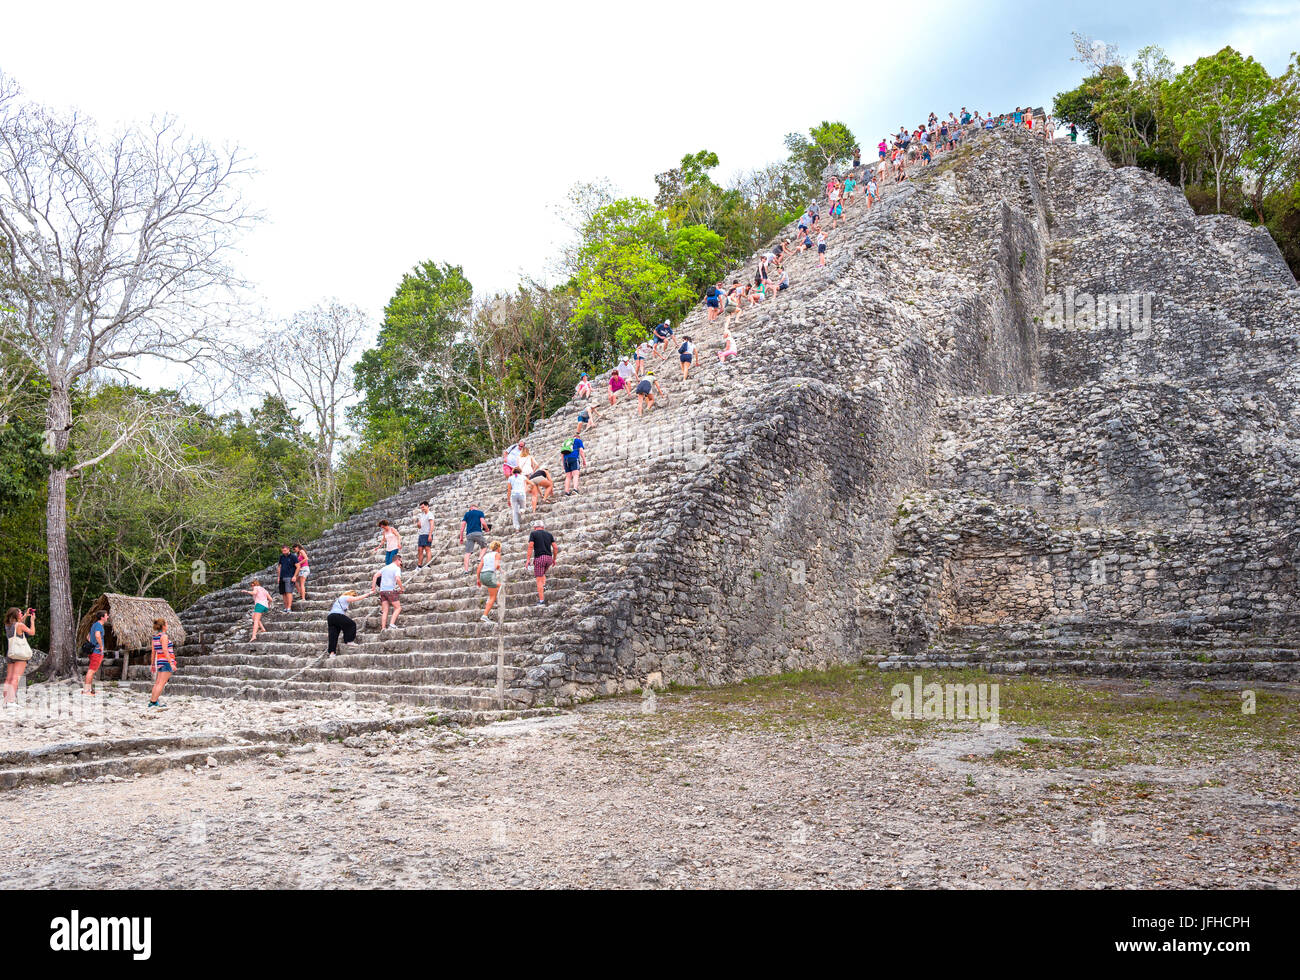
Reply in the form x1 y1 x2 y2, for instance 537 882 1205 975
76 593 186 653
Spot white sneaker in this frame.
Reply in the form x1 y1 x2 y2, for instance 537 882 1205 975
480 615 492 623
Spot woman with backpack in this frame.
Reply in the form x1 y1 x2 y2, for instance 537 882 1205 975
561 434 586 494
724 282 744 328
679 336 696 380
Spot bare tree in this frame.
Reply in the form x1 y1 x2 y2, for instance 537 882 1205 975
248 302 368 512
453 284 576 452
550 178 618 278
1071 32 1124 73
0 71 254 674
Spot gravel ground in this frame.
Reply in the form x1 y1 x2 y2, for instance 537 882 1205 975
0 672 1295 889
0 680 411 752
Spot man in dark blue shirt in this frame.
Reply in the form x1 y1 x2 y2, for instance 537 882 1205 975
278 545 298 611
652 320 674 358
461 506 488 575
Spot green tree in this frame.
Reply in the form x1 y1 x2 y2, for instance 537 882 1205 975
351 261 476 475
785 121 857 189
1241 54 1300 221
1167 47 1274 213
569 198 699 354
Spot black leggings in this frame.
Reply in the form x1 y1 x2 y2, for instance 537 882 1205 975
327 613 357 654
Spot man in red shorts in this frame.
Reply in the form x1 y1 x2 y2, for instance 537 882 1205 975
81 609 109 694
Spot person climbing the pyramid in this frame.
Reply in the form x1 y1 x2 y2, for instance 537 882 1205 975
415 500 435 570
678 336 696 380
635 371 664 415
525 519 557 606
652 319 675 360
561 432 585 495
374 520 401 565
461 503 489 575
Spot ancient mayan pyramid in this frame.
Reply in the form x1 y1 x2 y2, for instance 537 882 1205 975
167 127 1300 716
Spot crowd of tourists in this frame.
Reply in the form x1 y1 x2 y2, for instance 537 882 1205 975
3 606 177 708
3 104 1064 700
309 104 1058 655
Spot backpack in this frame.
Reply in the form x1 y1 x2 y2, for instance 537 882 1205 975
561 438 575 456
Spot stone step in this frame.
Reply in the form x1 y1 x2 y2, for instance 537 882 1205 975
891 644 1300 664
932 623 1300 652
0 706 568 790
177 662 525 686
0 714 433 791
878 656 1300 681
187 650 508 669
133 674 509 709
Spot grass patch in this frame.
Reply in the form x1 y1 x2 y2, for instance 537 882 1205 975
629 665 1300 770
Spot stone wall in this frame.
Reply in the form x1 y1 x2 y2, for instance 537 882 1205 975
861 138 1300 675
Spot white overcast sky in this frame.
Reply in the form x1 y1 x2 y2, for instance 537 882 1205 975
2 0 1297 342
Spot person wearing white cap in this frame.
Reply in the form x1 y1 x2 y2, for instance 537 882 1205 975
652 320 674 359
616 355 634 387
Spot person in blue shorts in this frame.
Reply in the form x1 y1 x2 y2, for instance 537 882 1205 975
415 501 434 569
562 435 586 494
678 336 696 380
652 320 674 359
374 520 401 566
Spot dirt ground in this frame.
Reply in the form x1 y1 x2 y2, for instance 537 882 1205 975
0 680 411 753
0 669 1296 889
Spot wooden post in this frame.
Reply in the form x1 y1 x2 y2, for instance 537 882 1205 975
496 569 506 710
121 650 130 687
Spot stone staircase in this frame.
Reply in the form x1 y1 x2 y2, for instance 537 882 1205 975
155 125 1300 700
142 128 982 708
